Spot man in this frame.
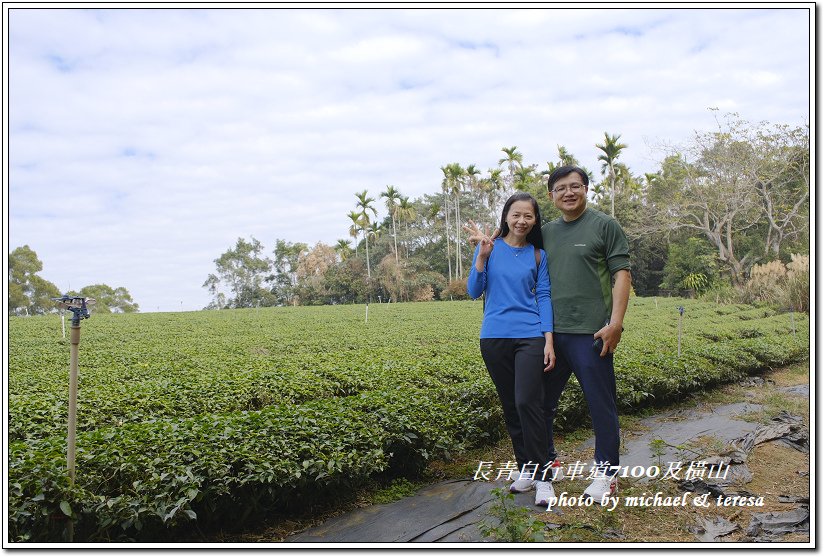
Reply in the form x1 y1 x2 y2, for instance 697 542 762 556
541 165 631 502
465 165 631 505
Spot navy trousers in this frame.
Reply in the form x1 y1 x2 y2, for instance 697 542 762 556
543 333 621 467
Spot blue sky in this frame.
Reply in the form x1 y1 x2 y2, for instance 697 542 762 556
5 6 812 312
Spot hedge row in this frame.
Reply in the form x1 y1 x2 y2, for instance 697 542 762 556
8 299 809 541
9 380 500 542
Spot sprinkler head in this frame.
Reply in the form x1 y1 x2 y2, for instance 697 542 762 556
52 296 96 324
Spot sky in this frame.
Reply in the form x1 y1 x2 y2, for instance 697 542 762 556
5 5 812 312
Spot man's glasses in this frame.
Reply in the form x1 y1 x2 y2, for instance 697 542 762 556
551 183 586 194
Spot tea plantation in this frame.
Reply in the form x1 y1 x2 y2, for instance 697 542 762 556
7 298 809 541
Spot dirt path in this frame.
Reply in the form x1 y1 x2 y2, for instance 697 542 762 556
527 360 810 543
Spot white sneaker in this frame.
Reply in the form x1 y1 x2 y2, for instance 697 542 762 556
547 459 564 481
507 470 536 492
583 476 618 502
535 481 555 506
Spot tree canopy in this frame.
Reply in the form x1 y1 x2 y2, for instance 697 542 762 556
8 245 139 315
202 111 809 308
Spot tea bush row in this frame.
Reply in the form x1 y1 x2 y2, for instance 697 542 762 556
7 298 809 541
9 379 500 542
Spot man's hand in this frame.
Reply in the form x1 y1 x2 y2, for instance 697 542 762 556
594 270 631 357
593 322 623 358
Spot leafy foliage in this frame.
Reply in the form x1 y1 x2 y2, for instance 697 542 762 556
8 245 61 315
71 284 139 313
7 299 809 541
479 488 547 542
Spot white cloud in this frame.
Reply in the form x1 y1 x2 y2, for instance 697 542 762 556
6 6 811 311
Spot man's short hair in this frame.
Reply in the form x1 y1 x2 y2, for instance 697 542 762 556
547 165 590 191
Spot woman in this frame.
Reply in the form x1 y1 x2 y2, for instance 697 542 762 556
466 192 556 507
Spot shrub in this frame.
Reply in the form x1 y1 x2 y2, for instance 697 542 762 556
441 279 471 300
7 299 810 541
742 254 809 312
786 254 810 312
411 285 435 302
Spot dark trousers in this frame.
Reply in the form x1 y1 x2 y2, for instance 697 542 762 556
543 333 620 467
480 337 550 470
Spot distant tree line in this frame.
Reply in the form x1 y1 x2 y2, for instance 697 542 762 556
203 112 810 310
8 245 139 315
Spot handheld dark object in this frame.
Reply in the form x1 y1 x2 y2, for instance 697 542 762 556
593 337 604 353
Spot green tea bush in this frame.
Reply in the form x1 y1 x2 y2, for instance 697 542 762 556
7 299 809 541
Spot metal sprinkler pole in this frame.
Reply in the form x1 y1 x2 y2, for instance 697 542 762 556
51 295 94 542
65 309 84 543
67 321 80 485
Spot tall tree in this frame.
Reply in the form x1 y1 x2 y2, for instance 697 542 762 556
513 164 536 191
381 185 402 264
464 163 481 209
396 196 417 259
647 140 762 286
347 211 364 257
595 132 628 218
8 245 61 315
498 145 523 194
741 118 810 257
74 284 139 313
354 190 377 280
202 236 274 308
294 242 338 305
334 239 353 261
480 168 505 224
444 163 466 278
544 145 593 182
270 239 309 306
439 166 454 281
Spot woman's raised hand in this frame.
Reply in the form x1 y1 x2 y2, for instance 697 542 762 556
464 220 496 261
463 220 500 245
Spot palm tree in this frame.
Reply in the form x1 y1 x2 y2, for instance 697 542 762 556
439 166 454 282
465 164 481 195
347 210 364 257
363 215 373 280
595 132 628 218
546 145 590 178
396 196 416 259
354 190 378 279
498 146 523 193
445 163 466 278
334 239 352 261
483 168 505 223
381 185 402 264
355 189 378 221
513 165 535 191
557 145 579 167
465 163 482 222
